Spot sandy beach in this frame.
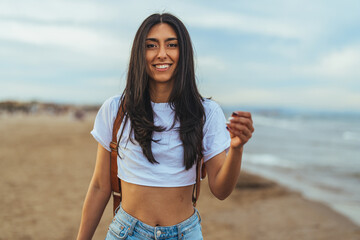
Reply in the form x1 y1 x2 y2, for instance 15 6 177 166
1 114 359 240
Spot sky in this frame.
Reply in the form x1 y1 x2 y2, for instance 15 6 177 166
1 0 360 112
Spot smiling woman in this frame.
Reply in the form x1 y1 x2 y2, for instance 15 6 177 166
76 13 254 240
145 23 180 102
145 24 179 82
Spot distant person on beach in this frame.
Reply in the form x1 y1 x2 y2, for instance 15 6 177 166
77 13 254 240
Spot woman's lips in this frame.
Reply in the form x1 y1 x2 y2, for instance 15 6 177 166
153 64 171 72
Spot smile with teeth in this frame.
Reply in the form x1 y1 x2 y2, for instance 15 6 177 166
154 64 171 71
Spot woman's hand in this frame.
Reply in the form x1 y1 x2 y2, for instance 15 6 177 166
226 111 254 149
206 111 254 200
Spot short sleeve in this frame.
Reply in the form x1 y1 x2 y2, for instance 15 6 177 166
90 96 121 152
202 101 231 162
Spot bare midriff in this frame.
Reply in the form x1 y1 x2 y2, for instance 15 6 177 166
120 180 195 227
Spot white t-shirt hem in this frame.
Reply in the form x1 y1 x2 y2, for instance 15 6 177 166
118 176 196 187
91 130 111 152
203 140 231 162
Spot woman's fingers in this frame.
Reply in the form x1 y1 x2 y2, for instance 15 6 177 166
226 126 249 145
232 111 252 122
228 116 254 132
227 122 252 138
226 111 255 147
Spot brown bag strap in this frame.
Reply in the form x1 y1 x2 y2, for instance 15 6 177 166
110 103 125 215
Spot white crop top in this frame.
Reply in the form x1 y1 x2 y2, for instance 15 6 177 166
91 95 231 187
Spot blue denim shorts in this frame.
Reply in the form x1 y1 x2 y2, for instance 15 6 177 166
105 204 203 240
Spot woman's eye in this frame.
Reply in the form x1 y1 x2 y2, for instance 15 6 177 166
168 43 178 48
146 44 157 48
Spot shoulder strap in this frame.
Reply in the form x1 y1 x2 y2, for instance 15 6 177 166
110 103 125 215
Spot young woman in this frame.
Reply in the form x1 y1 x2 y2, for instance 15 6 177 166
77 13 254 240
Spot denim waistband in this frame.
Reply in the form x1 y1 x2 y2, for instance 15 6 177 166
113 204 201 239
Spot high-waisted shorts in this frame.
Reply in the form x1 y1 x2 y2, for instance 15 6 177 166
105 204 203 240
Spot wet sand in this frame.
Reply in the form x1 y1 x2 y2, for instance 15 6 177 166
0 114 359 239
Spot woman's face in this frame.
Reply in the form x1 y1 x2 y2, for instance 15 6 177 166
145 23 179 84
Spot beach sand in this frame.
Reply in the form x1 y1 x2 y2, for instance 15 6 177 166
1 114 359 240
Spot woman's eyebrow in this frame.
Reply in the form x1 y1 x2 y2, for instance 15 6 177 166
146 37 178 42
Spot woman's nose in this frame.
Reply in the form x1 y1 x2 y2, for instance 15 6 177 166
157 45 167 59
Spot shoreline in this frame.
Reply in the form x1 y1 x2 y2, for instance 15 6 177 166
1 114 359 239
242 163 360 227
199 171 360 239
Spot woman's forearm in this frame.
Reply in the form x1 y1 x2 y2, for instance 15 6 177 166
212 146 243 200
77 184 111 240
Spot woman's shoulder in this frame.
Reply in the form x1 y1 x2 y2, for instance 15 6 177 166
100 95 122 112
103 94 122 105
202 98 222 116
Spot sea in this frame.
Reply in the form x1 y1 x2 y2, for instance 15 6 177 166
223 107 360 226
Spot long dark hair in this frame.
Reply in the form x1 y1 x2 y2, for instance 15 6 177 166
118 13 205 170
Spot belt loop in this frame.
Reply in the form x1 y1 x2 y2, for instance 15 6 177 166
177 224 182 240
128 218 137 236
154 226 159 240
114 204 121 215
195 208 202 223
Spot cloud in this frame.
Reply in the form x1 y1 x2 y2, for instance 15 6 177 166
0 0 117 22
211 86 360 111
187 12 308 40
0 20 129 57
196 56 226 71
0 79 121 104
295 44 360 81
86 77 125 88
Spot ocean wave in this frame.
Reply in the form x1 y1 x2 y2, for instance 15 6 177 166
253 115 302 131
245 153 297 168
342 131 360 141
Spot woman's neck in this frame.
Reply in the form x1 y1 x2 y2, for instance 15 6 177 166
149 80 174 103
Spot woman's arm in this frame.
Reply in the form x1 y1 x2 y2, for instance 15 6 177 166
205 111 254 200
77 143 112 240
